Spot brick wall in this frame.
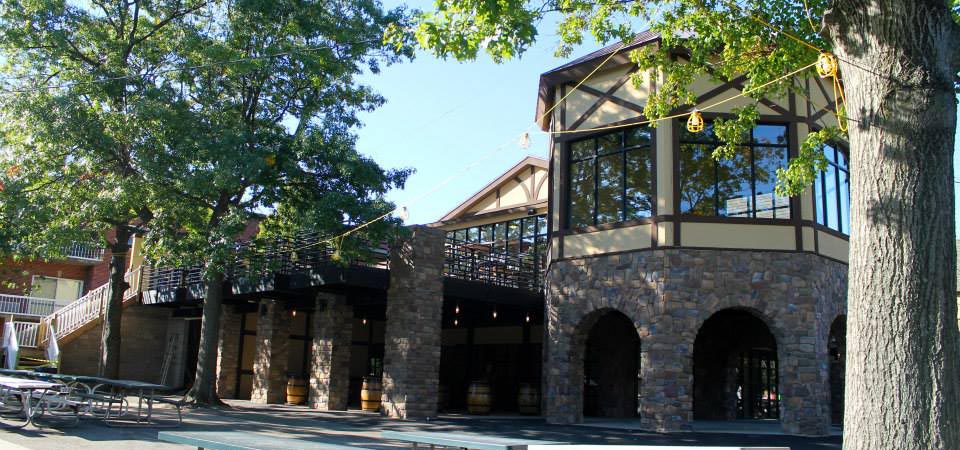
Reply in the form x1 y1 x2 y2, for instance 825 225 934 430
0 258 93 296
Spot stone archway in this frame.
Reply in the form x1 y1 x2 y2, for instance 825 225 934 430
829 315 846 426
583 310 640 417
693 308 779 421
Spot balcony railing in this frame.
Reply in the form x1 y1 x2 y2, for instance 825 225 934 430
444 239 543 291
13 321 40 348
63 242 105 262
0 294 58 317
48 282 111 339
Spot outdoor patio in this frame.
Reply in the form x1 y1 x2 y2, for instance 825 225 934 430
0 399 842 450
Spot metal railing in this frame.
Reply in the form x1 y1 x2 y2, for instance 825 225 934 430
444 239 543 291
48 282 111 339
63 242 105 262
13 321 40 348
0 294 58 317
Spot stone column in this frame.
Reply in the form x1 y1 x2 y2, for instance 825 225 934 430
381 226 444 419
779 330 831 436
250 299 290 404
216 306 243 399
543 287 583 424
639 330 693 432
308 292 353 410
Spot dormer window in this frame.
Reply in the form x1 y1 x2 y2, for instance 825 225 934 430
679 121 791 219
567 126 653 229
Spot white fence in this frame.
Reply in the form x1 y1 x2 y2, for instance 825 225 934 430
13 321 39 348
50 282 111 338
0 294 57 317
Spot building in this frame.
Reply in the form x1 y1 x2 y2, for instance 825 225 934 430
536 33 847 435
28 33 849 437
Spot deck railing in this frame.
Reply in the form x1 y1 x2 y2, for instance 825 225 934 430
63 242 105 262
444 239 543 291
48 282 111 339
13 321 40 348
0 294 58 317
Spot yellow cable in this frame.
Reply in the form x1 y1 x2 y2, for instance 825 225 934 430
800 0 819 35
548 60 818 135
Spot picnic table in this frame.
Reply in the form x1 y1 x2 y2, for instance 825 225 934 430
158 430 374 450
380 431 564 450
78 376 181 426
0 375 78 428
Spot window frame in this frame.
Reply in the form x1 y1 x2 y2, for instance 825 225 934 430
813 142 851 235
677 119 792 220
564 126 655 230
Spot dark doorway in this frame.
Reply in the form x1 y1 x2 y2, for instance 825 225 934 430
694 309 779 420
183 318 202 389
583 311 640 417
829 315 846 426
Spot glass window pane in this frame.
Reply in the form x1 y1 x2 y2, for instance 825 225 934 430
467 227 479 242
570 139 594 161
508 220 521 240
815 174 825 225
717 146 753 217
680 143 716 215
840 169 850 233
569 160 595 227
825 163 839 230
625 127 651 147
454 229 466 242
837 148 847 170
753 125 788 146
596 153 625 224
626 148 652 219
754 146 790 219
825 144 837 164
535 215 547 236
597 133 622 155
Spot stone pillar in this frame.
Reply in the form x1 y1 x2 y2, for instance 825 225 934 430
779 330 832 436
216 306 243 399
381 226 444 419
639 331 693 432
250 299 290 404
543 290 583 424
308 292 353 410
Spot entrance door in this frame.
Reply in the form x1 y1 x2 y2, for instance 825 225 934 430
583 311 640 417
737 349 779 419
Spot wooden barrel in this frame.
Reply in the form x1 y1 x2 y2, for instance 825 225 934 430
517 382 540 415
466 381 491 415
361 377 382 412
286 377 308 405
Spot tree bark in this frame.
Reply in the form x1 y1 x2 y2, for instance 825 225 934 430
825 1 960 448
99 227 132 379
184 269 226 406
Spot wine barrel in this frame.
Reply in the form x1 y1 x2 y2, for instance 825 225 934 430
466 381 491 415
286 377 308 405
361 377 382 412
517 382 540 415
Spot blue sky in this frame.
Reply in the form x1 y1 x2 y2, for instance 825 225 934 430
355 4 960 237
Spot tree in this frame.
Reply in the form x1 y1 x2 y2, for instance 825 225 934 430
403 0 960 448
140 0 411 405
0 0 207 378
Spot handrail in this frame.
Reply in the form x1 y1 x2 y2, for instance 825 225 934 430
13 321 39 348
63 242 105 261
0 294 58 317
47 282 111 339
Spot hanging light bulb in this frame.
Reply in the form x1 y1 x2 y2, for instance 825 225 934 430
519 131 531 149
362 317 368 325
455 304 460 315
492 309 498 319
525 313 531 323
453 319 459 326
816 52 838 79
292 309 297 317
686 110 705 133
398 206 410 222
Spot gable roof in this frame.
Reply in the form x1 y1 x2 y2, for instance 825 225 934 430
536 31 661 131
438 156 548 222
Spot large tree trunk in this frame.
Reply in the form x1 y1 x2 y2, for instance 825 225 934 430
99 228 131 379
826 1 960 448
185 270 226 406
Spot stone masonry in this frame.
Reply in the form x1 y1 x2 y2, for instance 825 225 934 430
544 248 847 436
381 226 445 419
216 306 243 399
251 299 290 404
309 292 353 410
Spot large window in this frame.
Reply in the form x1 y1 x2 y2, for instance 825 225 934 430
30 275 83 302
679 121 791 219
814 144 850 234
446 215 548 261
567 127 653 229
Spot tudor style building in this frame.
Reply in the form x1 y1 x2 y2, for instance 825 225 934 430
537 32 848 436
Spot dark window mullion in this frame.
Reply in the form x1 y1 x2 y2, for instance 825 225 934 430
592 139 599 226
834 147 843 233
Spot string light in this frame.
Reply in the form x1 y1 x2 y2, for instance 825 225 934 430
492 309 498 319
453 319 459 326
525 313 531 323
362 317 368 325
292 309 297 317
519 132 530 149
816 52 838 78
686 110 705 133
454 304 460 314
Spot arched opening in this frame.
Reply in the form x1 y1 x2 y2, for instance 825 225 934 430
829 315 846 426
582 310 640 417
693 309 779 421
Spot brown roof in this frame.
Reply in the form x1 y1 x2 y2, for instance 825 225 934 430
437 156 548 222
535 31 661 131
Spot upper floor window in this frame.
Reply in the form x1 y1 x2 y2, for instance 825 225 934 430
679 121 791 219
814 144 850 234
567 127 653 229
30 275 83 302
446 215 548 258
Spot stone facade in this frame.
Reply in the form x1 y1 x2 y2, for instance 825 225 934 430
216 306 243 399
544 248 847 436
251 299 290 404
381 226 445 419
309 292 353 410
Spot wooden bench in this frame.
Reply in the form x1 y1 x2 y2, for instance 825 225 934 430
380 430 564 450
158 431 374 450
